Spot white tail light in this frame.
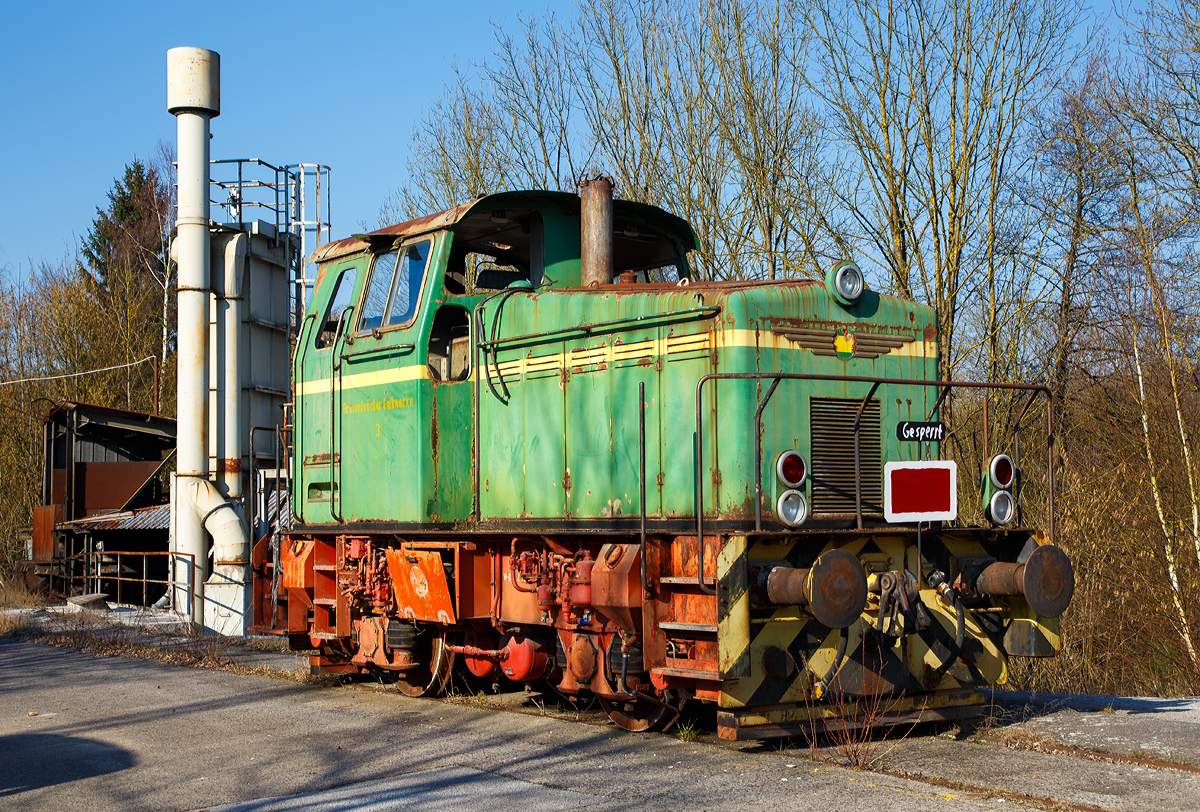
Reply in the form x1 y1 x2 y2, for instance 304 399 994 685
988 490 1016 525
776 490 809 527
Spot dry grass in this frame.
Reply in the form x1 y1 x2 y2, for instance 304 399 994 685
444 689 504 710
2 610 233 668
795 687 916 770
0 577 46 609
0 606 330 687
0 610 34 637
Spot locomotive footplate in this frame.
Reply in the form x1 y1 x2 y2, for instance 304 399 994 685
715 688 984 741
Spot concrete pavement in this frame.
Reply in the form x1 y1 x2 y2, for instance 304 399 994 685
3 635 1199 811
0 639 999 811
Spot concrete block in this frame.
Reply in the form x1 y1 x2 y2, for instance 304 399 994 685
204 565 250 637
66 593 110 612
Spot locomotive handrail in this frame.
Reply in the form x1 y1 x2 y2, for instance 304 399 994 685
477 305 721 351
694 372 1054 596
329 305 353 523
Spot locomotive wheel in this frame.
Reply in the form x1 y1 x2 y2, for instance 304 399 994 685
393 631 456 698
599 689 681 733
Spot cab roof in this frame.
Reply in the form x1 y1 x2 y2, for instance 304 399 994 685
308 190 699 265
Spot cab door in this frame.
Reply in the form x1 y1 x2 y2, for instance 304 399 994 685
295 261 360 524
335 237 437 522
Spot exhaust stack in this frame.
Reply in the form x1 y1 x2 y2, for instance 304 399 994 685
579 176 614 287
168 47 220 625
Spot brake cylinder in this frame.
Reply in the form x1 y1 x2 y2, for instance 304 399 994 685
570 551 595 609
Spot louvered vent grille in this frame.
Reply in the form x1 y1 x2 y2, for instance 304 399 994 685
810 397 883 515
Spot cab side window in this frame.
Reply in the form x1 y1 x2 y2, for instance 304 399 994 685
314 266 358 349
444 211 543 294
385 242 430 326
358 250 397 332
357 241 431 334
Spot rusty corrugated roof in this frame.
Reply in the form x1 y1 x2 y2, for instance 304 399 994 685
64 503 170 532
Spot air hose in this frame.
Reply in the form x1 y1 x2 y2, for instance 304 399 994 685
812 627 849 700
927 571 966 681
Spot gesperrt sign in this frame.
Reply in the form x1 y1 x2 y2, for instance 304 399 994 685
896 421 945 442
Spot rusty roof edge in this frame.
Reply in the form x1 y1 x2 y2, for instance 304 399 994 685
309 197 486 265
308 190 701 265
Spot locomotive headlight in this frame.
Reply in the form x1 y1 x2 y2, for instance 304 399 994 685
827 260 865 305
836 263 864 300
776 450 807 488
776 489 809 527
989 454 1015 489
988 490 1016 526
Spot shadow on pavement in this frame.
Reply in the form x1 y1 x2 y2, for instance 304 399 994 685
987 689 1200 719
0 732 134 796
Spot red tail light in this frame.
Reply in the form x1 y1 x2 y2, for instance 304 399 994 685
989 454 1015 489
777 450 806 488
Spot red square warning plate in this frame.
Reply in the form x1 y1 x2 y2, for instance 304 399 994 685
884 461 958 523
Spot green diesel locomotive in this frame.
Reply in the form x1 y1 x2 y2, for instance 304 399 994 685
252 182 1074 739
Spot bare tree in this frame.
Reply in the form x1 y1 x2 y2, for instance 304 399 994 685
379 66 512 224
801 0 1084 386
703 0 826 279
1027 56 1120 415
381 1 838 282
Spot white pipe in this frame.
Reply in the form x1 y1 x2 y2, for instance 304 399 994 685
218 233 247 500
188 479 247 568
168 47 219 625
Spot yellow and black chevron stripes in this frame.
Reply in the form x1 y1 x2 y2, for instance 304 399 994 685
720 569 847 710
1003 596 1062 657
717 537 750 678
716 534 1008 712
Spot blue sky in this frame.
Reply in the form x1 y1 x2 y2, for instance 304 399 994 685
0 0 573 275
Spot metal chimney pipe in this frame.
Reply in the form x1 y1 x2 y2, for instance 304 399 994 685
579 176 614 287
216 233 246 501
168 47 219 625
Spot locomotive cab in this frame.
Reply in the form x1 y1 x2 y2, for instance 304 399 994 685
293 192 695 527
